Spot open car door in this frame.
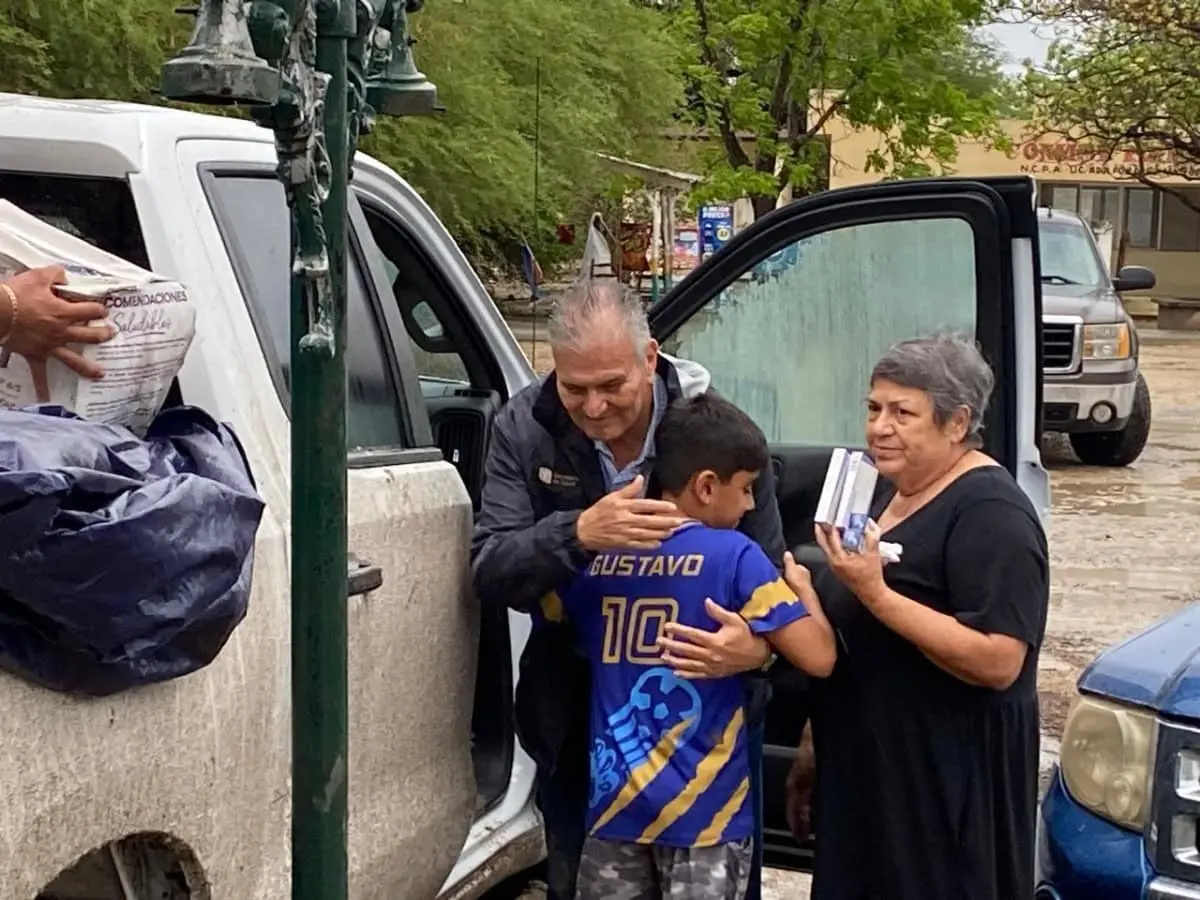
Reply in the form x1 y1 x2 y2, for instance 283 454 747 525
647 176 1048 869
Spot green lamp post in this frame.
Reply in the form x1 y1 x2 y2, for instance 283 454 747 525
160 2 437 898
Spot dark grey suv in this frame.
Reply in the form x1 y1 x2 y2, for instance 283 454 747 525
1039 207 1156 467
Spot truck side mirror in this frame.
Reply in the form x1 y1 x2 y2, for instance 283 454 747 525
1113 265 1156 293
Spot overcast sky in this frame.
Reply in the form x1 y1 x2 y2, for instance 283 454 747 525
981 19 1057 73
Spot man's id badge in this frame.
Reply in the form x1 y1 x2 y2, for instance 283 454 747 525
538 466 579 488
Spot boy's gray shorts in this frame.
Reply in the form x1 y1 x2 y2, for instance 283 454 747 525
574 834 752 900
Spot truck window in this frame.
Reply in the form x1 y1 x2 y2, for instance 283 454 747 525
205 174 407 451
660 218 978 446
0 171 186 409
0 172 151 270
1038 219 1106 287
358 206 472 388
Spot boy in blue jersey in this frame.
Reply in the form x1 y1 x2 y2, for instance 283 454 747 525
549 393 836 900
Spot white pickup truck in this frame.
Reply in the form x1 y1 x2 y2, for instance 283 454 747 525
1 93 1048 899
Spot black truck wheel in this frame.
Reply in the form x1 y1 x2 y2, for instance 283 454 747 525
1069 373 1152 467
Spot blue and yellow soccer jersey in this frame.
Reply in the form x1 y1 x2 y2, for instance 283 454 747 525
554 521 809 848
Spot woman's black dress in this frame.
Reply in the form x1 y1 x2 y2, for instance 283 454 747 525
810 466 1049 900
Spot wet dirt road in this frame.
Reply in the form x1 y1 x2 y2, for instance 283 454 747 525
506 325 1200 900
1037 334 1200 740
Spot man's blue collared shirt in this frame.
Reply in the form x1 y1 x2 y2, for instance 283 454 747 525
594 374 669 493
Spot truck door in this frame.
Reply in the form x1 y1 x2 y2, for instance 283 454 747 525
175 140 480 899
647 176 1046 868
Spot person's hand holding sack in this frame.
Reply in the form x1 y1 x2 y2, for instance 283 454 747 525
0 265 116 401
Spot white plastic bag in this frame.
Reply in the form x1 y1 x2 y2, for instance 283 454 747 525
0 199 195 435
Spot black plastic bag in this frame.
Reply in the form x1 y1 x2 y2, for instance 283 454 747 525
0 404 265 696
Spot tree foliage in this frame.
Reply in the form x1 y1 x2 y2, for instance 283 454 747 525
0 1 186 99
1024 0 1200 204
670 0 1013 216
0 0 684 269
938 29 1031 119
364 0 684 267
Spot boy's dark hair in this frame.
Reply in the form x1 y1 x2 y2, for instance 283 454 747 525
655 393 769 493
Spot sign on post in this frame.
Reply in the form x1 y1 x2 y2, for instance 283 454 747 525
699 204 734 262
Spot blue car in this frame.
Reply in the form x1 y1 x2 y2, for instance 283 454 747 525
1037 603 1200 899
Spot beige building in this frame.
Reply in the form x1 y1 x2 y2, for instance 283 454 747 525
825 120 1200 305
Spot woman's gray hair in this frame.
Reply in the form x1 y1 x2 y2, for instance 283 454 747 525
547 280 652 354
871 333 995 445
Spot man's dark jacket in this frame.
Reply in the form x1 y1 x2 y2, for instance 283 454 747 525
470 353 786 774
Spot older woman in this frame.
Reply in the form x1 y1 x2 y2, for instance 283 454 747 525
0 264 114 397
807 334 1049 900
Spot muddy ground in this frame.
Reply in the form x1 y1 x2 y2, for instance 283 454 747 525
1038 334 1200 737
505 325 1200 900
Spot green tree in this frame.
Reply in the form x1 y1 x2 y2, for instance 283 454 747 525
363 0 685 268
0 0 685 271
936 29 1031 119
1023 0 1200 209
671 0 1012 217
0 1 187 99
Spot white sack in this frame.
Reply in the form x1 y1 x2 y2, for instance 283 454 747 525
0 199 195 435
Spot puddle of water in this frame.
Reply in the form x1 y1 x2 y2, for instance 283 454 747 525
1054 497 1200 516
1051 573 1200 602
1052 566 1130 585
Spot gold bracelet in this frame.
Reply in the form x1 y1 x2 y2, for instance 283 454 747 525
0 282 17 345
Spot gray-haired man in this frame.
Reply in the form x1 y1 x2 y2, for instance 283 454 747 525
471 282 784 900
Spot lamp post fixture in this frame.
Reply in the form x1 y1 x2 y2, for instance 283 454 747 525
160 2 437 898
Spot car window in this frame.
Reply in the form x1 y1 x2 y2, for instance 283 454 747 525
0 172 152 269
660 218 977 446
361 207 471 385
1038 220 1106 287
410 300 444 339
0 172 184 410
206 174 406 451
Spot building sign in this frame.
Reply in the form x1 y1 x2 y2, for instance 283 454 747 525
699 204 734 261
673 222 700 271
1013 139 1200 178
